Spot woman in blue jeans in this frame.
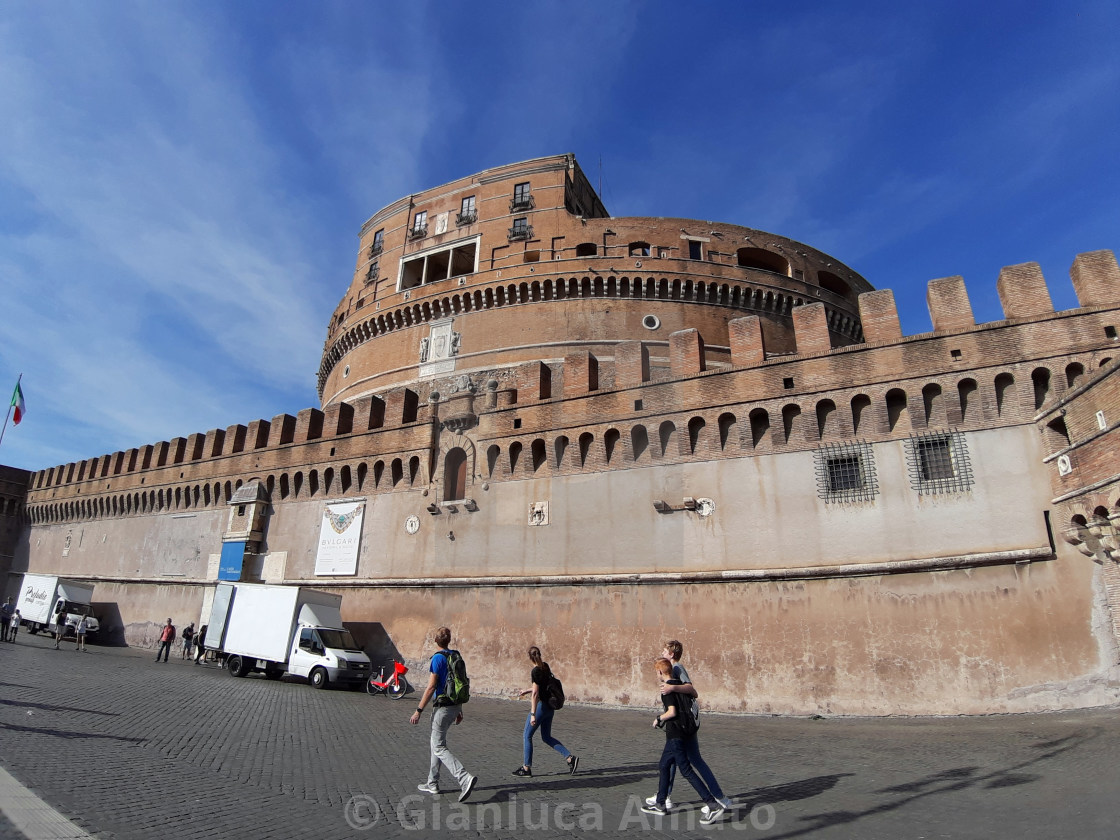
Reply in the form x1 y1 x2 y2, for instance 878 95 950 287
512 646 579 776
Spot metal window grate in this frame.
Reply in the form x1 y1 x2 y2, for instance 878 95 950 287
813 441 878 503
906 430 973 495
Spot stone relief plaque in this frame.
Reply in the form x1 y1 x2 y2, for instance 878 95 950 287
528 501 549 526
420 318 460 378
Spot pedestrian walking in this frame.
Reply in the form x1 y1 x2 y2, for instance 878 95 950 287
194 624 208 664
181 623 195 659
641 658 726 825
155 618 175 662
1 597 14 642
512 645 578 777
409 626 477 802
645 639 732 813
8 610 20 643
75 615 90 651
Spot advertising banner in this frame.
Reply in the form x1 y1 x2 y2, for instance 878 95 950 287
315 502 365 576
218 541 246 581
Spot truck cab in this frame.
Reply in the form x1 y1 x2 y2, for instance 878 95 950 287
288 625 371 688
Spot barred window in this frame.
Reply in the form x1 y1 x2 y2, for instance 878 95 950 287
813 441 878 503
906 430 973 495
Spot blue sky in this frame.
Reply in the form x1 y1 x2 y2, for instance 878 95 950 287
1 1 1118 473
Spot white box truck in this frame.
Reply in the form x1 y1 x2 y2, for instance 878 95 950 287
206 582 371 689
15 574 100 638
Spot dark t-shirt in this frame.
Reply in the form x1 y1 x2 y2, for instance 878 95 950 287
531 665 551 692
660 679 692 739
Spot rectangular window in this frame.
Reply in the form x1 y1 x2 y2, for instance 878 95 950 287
412 211 427 233
906 430 973 495
688 240 702 260
365 261 378 284
813 441 877 503
457 196 477 225
370 229 384 255
512 217 528 234
511 182 533 211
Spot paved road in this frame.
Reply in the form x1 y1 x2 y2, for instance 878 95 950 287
0 632 1118 839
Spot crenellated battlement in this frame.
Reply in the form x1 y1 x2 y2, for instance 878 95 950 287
24 249 1120 528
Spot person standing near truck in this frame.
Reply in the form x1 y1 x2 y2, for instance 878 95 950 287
194 625 208 664
181 623 195 659
75 615 90 652
8 610 20 643
1 597 14 642
53 602 69 650
155 618 176 662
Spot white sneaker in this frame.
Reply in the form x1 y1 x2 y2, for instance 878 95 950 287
699 804 726 825
644 795 672 811
416 782 440 794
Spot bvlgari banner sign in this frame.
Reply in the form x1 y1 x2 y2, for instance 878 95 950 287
315 501 365 576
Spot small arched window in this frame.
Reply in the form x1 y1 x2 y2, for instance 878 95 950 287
719 413 737 450
1032 367 1051 410
886 389 909 432
604 429 620 464
957 379 978 423
816 399 837 438
629 241 651 257
687 417 706 454
578 433 594 467
749 409 770 447
631 425 649 461
994 373 1015 417
851 395 871 435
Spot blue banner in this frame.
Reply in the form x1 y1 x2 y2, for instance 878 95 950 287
218 541 246 581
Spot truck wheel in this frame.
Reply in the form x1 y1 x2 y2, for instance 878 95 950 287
228 655 249 678
309 667 328 689
388 678 409 699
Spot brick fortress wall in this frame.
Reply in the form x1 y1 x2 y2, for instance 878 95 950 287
8 153 1120 715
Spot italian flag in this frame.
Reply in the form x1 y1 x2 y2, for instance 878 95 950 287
10 382 25 425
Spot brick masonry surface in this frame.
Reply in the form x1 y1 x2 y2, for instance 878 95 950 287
1 635 1119 840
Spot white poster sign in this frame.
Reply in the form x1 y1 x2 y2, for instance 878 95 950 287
315 502 365 576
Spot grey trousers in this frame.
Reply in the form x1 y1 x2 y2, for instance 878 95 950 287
428 705 470 789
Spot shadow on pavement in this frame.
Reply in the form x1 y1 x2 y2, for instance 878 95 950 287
757 728 1101 839
0 697 122 716
1 722 147 743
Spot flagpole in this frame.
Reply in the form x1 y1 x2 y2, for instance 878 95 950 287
0 373 21 449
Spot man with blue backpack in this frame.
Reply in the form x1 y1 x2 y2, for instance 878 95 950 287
409 626 478 802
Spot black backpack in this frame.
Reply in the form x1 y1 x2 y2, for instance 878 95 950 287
545 675 565 710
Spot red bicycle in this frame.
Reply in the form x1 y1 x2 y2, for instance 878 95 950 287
367 660 410 699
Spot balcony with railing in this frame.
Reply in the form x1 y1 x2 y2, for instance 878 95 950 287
509 195 534 213
408 225 428 240
508 224 534 241
455 211 477 226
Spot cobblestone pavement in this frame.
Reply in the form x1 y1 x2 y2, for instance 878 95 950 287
1 633 1118 839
